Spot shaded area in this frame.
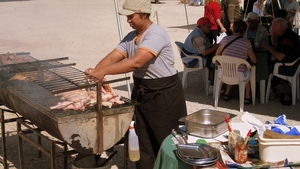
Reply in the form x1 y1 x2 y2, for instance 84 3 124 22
151 1 166 4
168 24 197 30
0 132 74 169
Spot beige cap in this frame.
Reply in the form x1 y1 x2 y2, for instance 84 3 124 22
246 12 259 20
118 0 152 16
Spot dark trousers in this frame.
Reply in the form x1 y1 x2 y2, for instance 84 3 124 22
209 30 219 44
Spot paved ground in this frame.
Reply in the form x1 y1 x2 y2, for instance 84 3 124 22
1 0 300 169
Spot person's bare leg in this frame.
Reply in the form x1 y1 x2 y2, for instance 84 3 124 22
245 82 252 104
223 85 232 101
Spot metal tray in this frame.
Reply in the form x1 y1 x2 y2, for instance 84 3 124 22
179 109 236 138
176 143 218 160
176 143 218 167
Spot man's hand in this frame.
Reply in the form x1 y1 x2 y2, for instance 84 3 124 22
260 42 285 61
229 23 234 32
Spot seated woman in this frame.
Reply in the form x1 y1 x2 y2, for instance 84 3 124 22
253 0 266 16
215 19 257 104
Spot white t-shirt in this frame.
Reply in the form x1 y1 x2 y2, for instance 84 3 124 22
253 1 265 16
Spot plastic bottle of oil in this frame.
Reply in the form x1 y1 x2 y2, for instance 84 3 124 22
128 121 140 162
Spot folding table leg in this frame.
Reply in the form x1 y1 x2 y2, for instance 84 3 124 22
123 132 128 169
38 134 42 158
0 109 8 169
63 144 68 169
260 80 266 104
17 121 24 169
50 141 56 169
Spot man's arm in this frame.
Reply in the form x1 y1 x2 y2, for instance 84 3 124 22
192 36 219 56
192 36 206 55
202 44 219 56
261 42 285 61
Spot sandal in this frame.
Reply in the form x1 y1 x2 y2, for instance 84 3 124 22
223 94 232 101
244 98 252 105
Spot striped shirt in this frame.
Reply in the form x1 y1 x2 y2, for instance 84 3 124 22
219 35 252 71
220 35 252 60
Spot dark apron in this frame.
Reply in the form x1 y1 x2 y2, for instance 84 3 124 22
131 73 187 169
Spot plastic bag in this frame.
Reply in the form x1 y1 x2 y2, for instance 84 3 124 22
216 32 227 44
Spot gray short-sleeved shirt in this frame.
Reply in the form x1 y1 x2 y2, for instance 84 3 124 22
116 23 177 79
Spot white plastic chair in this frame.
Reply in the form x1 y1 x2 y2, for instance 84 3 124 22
265 58 300 105
175 41 209 96
213 55 256 112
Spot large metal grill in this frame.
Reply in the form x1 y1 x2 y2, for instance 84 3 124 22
0 52 135 154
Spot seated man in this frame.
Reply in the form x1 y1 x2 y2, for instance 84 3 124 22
182 17 219 89
284 0 299 26
261 18 300 76
269 10 292 47
243 12 270 46
182 17 219 68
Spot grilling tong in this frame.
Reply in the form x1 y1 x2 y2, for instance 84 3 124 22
171 129 188 144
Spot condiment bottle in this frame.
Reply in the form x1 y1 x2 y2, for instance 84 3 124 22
227 130 240 156
128 121 140 162
234 136 248 164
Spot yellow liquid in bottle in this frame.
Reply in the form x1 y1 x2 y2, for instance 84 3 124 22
129 149 140 162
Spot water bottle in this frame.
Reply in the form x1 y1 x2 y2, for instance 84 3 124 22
128 121 140 162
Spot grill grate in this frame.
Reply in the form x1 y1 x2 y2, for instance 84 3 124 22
20 63 88 93
1 52 94 94
1 52 136 108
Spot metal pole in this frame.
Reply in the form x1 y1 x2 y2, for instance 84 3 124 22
113 2 131 169
113 0 132 98
1 109 8 169
155 11 159 25
184 1 190 32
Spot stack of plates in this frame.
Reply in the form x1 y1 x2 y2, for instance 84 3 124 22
176 143 219 167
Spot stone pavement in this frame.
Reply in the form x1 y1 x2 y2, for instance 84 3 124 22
0 0 300 168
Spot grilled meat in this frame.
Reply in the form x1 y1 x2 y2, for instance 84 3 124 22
50 84 124 110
